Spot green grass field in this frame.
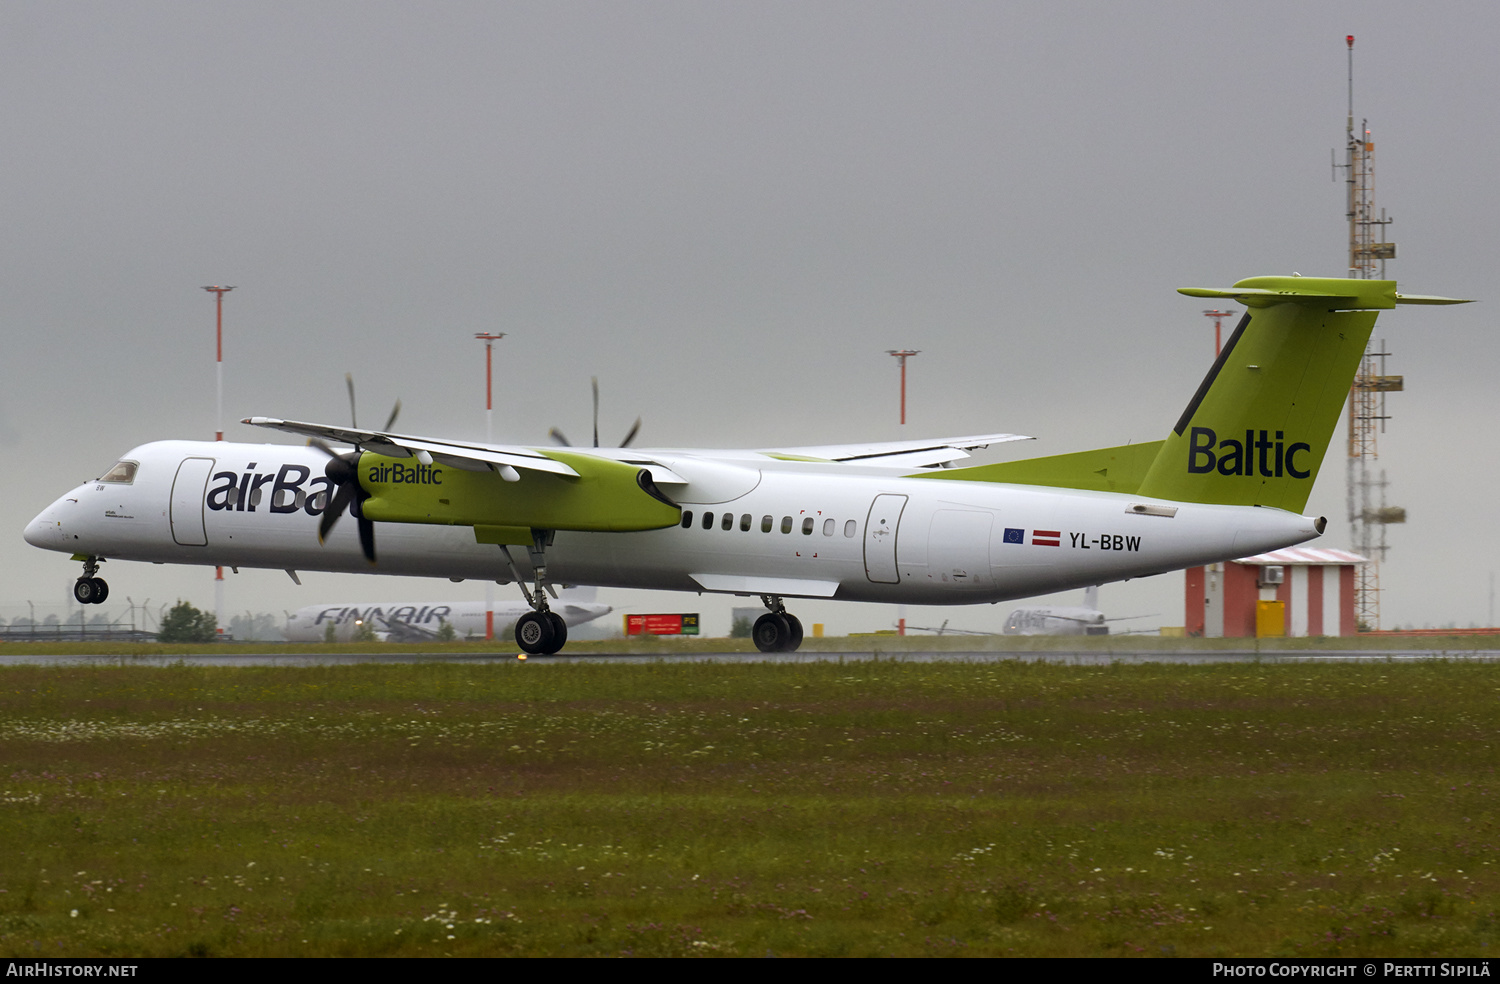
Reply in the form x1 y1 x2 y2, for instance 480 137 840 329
0 657 1496 956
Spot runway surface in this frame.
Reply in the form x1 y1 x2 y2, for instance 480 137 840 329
3 648 1498 667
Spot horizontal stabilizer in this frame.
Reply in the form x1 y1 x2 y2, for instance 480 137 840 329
1393 293 1474 305
1179 276 1472 310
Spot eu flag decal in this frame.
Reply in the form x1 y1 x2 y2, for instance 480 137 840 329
1003 527 1024 545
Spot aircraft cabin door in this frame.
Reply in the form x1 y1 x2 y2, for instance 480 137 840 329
864 493 907 584
170 457 215 546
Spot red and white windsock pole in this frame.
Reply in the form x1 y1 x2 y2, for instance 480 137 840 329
203 286 234 638
474 332 506 640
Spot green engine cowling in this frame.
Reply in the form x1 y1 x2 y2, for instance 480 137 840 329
355 449 681 541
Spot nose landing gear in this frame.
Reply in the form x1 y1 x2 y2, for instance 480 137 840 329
752 595 804 653
74 557 108 605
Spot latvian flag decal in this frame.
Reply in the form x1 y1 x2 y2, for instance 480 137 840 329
1031 529 1061 547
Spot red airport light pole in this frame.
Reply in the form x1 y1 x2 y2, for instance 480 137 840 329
886 349 919 425
886 349 919 636
1203 309 1235 358
475 332 505 444
474 332 506 639
203 286 235 638
203 286 235 441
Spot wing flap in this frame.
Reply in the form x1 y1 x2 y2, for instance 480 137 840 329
761 432 1030 466
242 417 579 477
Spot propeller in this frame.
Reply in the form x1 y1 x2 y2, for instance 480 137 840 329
308 374 400 564
549 377 641 448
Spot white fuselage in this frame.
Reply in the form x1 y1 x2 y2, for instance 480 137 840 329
25 439 1323 607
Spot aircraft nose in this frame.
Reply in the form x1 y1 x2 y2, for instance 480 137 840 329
23 496 73 550
24 510 59 548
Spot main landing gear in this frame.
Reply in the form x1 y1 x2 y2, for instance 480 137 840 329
74 557 109 605
498 530 568 656
753 594 804 653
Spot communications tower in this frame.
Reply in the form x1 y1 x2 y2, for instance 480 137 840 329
1334 35 1404 630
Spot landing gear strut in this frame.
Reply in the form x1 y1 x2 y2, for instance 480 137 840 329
499 530 567 656
74 557 108 605
752 594 803 653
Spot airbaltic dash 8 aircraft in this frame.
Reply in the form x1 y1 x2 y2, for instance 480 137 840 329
25 276 1466 655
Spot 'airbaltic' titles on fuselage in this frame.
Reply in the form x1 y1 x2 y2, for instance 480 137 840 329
1187 427 1312 479
208 463 333 515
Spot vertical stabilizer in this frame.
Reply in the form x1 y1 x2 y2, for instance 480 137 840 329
1136 277 1400 513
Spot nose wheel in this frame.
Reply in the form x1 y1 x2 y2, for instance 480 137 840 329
74 577 109 605
74 557 108 605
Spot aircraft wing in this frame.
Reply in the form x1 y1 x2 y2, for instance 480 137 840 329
244 418 1029 476
760 433 1031 468
243 417 580 477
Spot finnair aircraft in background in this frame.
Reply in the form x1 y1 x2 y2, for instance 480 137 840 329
24 276 1467 655
1001 585 1158 636
284 590 612 643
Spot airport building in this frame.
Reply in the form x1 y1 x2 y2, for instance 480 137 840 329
1184 548 1368 638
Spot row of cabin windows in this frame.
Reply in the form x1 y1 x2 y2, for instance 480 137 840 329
680 511 858 538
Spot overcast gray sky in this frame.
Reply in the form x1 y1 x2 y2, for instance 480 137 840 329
3 0 1495 635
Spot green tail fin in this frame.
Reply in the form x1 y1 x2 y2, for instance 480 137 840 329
1137 276 1427 512
915 275 1467 508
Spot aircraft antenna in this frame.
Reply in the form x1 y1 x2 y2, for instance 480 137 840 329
886 350 920 425
473 331 506 640
202 285 235 640
1332 35 1402 631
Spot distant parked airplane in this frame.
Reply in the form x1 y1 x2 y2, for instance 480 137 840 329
284 590 611 642
1002 585 1153 636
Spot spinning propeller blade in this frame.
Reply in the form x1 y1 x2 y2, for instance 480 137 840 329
307 375 397 563
549 377 643 449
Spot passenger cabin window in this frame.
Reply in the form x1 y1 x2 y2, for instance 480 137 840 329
99 460 138 484
844 519 856 538
740 514 752 532
781 516 793 534
761 515 773 533
802 517 814 535
702 511 715 530
823 518 834 536
721 513 733 531
681 511 694 529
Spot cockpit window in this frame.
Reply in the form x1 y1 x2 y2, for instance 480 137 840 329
99 460 138 484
